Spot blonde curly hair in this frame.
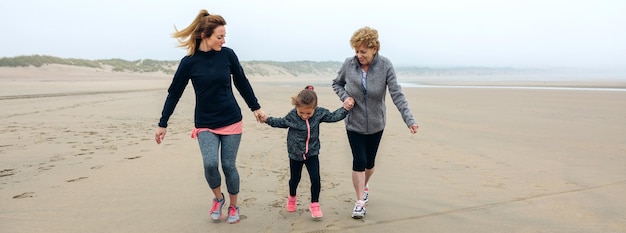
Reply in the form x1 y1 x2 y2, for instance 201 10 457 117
350 26 380 52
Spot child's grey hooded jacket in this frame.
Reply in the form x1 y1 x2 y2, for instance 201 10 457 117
266 106 348 161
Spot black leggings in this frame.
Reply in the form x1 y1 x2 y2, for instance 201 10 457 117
289 155 321 203
347 130 384 171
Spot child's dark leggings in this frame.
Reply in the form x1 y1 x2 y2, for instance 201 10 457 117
289 155 321 203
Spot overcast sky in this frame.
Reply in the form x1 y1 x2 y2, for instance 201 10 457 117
1 0 625 68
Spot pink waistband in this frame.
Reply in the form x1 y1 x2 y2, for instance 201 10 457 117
191 121 243 139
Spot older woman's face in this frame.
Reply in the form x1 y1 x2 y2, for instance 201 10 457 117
355 45 376 67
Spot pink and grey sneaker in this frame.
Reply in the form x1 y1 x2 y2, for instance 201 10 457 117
309 202 323 218
287 195 297 212
227 205 240 224
209 193 226 220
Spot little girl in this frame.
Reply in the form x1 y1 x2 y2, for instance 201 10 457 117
260 85 354 218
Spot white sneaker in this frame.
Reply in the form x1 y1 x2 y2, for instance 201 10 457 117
351 200 366 219
363 185 369 204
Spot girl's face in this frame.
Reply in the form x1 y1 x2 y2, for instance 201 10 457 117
296 106 315 120
203 25 226 51
355 45 376 66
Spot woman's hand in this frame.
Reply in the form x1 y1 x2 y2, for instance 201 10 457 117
343 97 355 110
409 124 419 134
253 109 266 123
155 127 167 144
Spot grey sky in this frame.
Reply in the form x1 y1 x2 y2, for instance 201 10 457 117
1 0 625 68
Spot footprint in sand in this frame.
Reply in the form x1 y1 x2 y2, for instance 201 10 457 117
325 182 340 190
13 192 35 199
90 165 104 169
50 156 65 162
270 200 283 208
0 168 17 177
125 156 142 160
243 197 257 203
38 165 55 171
67 177 88 182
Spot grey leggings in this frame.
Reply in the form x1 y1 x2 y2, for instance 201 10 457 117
197 131 241 195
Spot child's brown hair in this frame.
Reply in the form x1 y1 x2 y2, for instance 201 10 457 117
291 85 317 108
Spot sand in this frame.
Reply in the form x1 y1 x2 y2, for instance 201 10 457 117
1 65 625 233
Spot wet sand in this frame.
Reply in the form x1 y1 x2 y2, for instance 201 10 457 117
1 66 625 232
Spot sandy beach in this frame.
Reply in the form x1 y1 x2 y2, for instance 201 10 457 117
1 66 625 233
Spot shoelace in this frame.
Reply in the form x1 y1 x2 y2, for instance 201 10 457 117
210 199 221 212
354 201 365 211
229 206 238 216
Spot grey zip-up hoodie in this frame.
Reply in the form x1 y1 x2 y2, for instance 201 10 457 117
332 54 416 134
266 106 348 161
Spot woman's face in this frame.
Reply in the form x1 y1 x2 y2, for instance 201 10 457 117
355 45 376 66
204 25 226 51
296 106 315 120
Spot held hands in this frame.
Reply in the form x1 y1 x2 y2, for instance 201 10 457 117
258 113 268 123
155 127 167 144
343 97 355 110
254 109 267 123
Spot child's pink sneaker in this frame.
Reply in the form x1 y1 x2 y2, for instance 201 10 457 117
287 195 297 212
309 202 323 218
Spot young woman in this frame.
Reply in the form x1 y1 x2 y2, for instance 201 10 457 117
155 9 265 224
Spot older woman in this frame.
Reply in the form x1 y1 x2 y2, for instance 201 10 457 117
332 26 419 219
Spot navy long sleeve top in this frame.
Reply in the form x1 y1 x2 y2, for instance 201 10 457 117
158 47 261 129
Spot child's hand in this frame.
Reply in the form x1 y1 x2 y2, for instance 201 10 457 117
259 114 268 123
343 97 355 110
